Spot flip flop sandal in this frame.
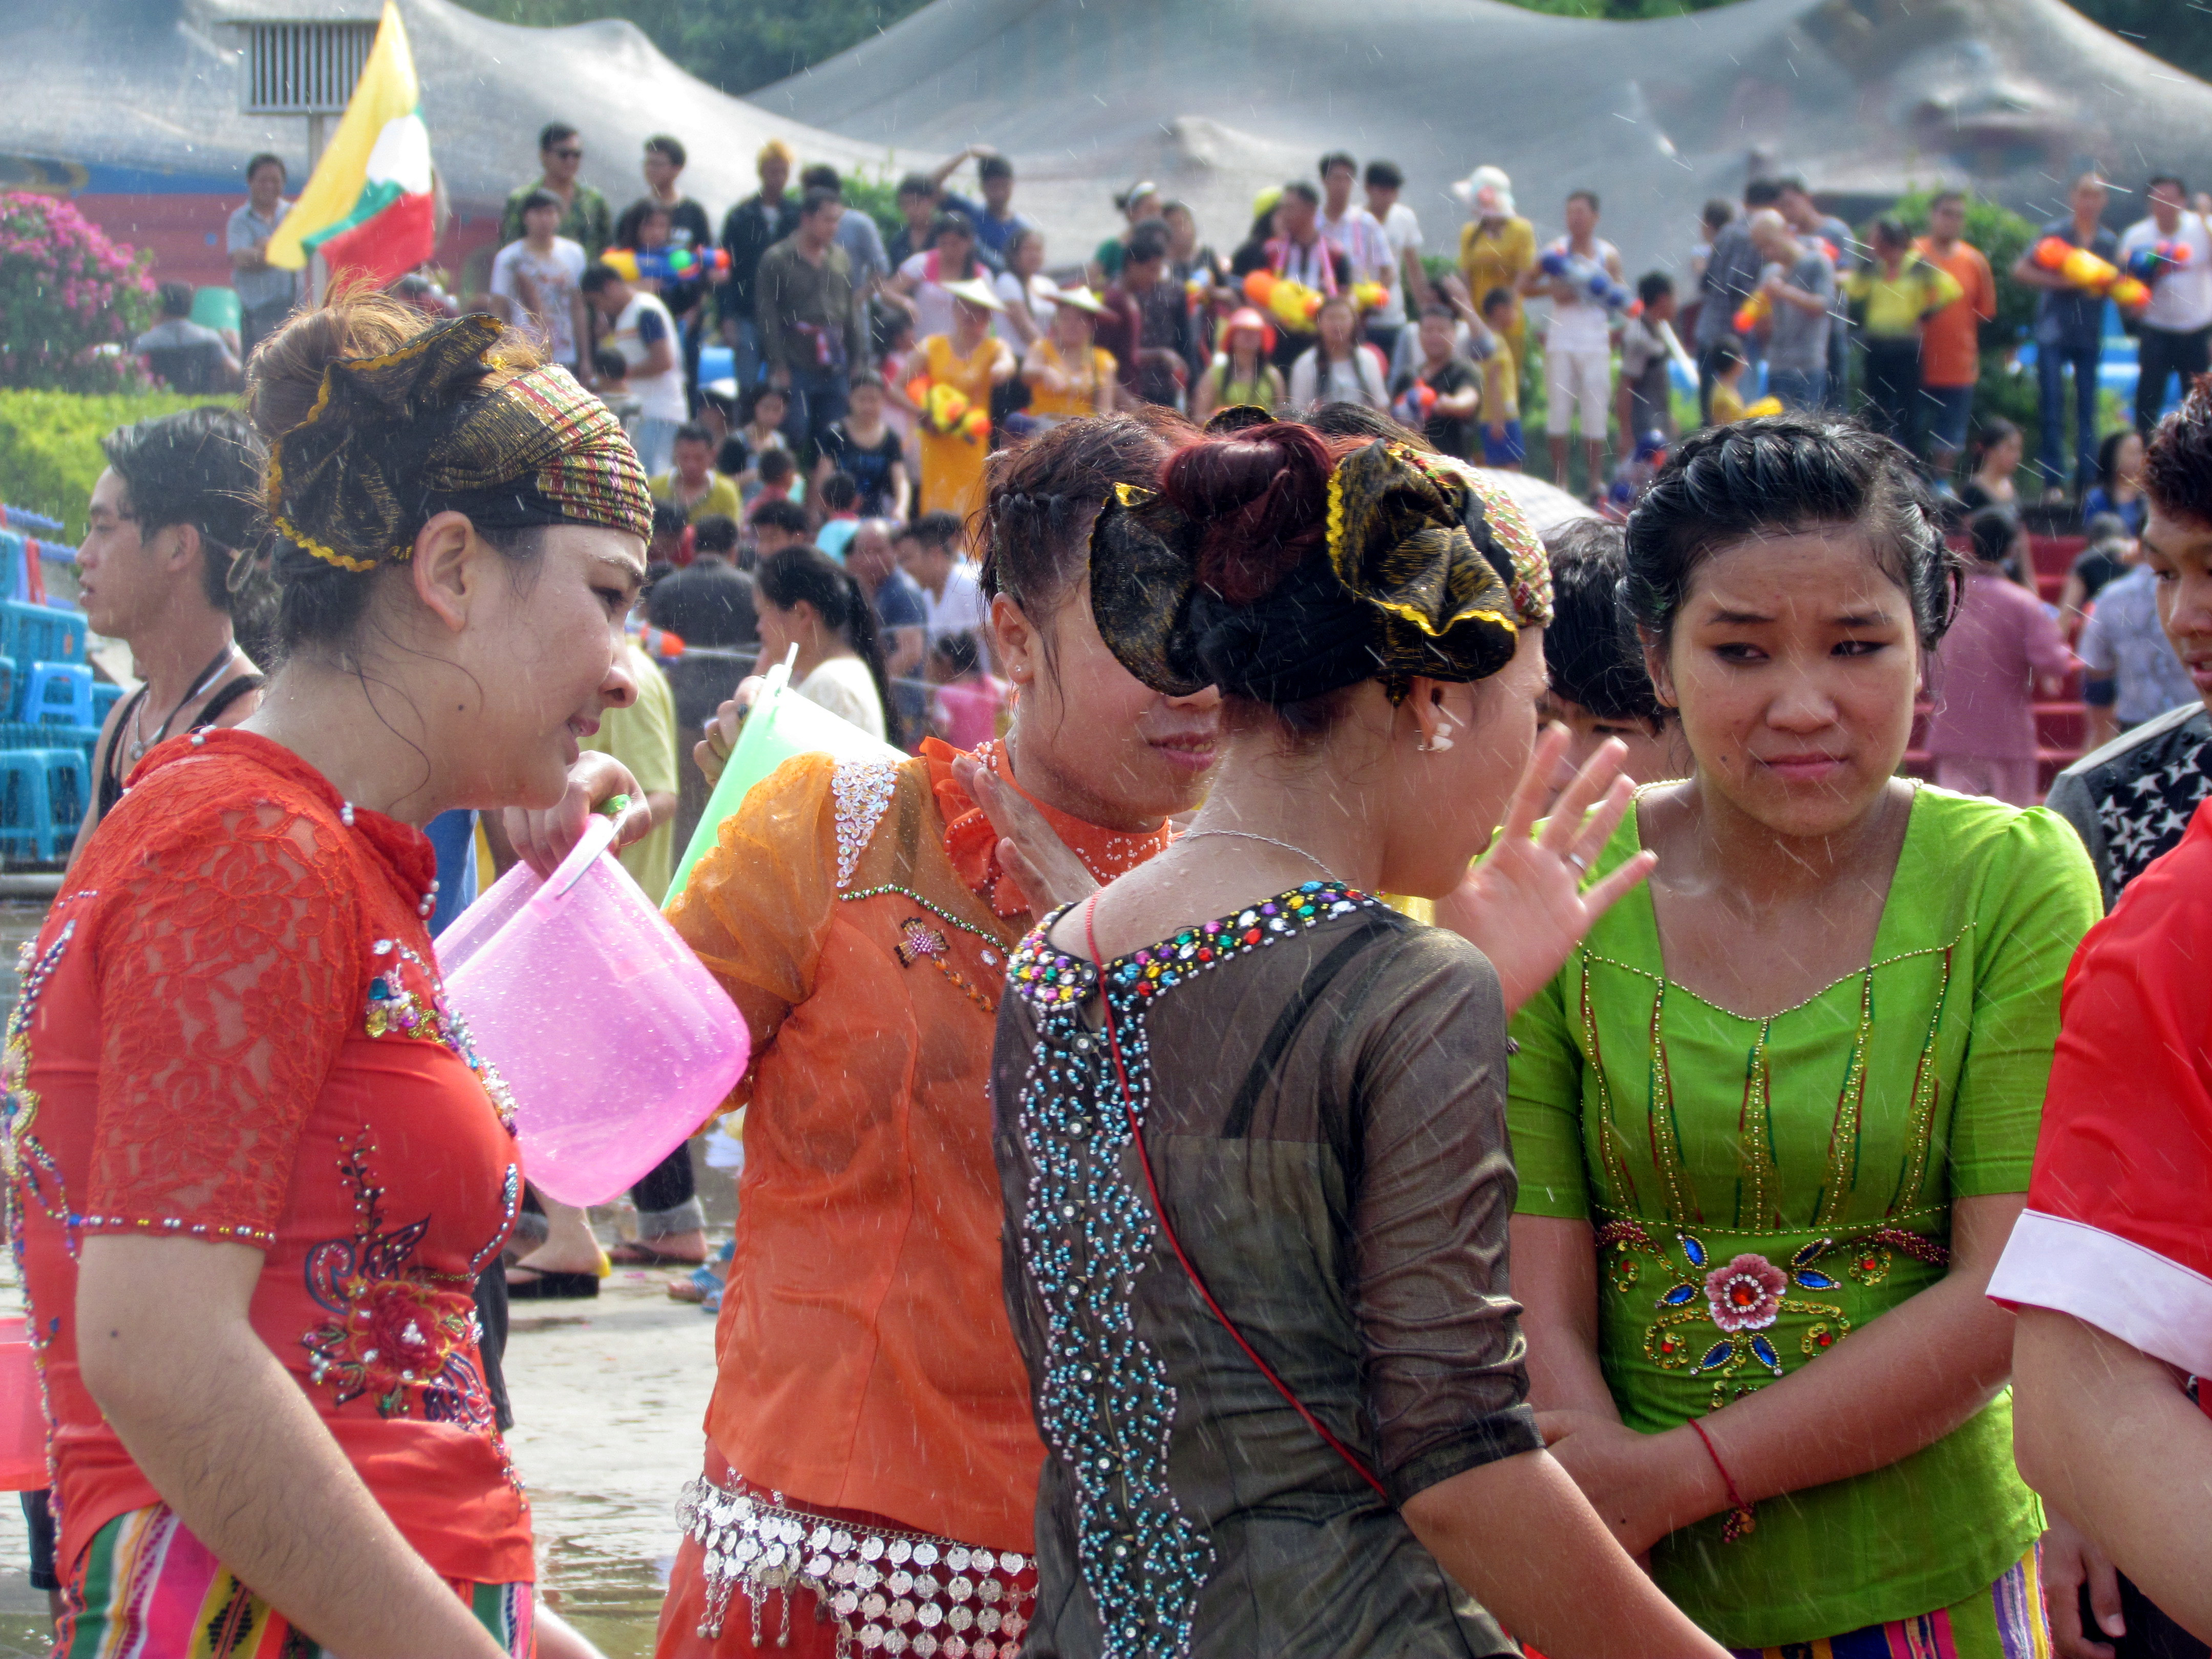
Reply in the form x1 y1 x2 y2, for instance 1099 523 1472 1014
668 1265 723 1304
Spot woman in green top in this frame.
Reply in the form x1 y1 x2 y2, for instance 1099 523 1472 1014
1507 418 2100 1655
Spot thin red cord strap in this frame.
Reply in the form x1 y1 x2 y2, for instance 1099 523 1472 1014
1082 896 1391 1504
1687 1416 1755 1542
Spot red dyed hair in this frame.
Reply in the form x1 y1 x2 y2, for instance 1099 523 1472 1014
1158 422 1359 604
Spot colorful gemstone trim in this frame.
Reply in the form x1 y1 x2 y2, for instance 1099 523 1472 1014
364 938 519 1136
1010 882 1374 1011
1006 882 1379 1657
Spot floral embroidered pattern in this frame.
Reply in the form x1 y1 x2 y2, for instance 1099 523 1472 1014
1606 1226 1855 1407
832 759 902 889
364 939 518 1135
1704 1253 1787 1332
301 1132 497 1434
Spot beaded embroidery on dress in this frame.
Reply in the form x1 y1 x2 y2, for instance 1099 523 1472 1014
1005 881 1376 1658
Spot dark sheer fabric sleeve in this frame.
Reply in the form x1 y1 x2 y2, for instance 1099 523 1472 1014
1347 929 1542 1505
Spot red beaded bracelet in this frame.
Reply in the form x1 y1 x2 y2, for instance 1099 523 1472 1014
1688 1416 1756 1542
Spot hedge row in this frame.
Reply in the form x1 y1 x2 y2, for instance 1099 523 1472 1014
0 388 235 544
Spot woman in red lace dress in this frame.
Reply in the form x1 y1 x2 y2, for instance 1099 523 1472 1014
4 293 654 1658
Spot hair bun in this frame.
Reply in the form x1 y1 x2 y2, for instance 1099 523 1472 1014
1159 420 1334 603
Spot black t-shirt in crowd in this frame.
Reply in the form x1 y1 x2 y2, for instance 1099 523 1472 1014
817 421 906 516
648 558 758 650
1393 358 1481 460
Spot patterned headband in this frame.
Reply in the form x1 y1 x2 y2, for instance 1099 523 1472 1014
267 313 653 573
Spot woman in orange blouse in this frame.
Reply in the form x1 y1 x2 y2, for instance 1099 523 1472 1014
655 411 1217 1658
13 294 653 1657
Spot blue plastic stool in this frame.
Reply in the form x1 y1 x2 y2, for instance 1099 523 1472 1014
0 602 83 674
90 680 120 728
0 752 54 860
25 663 93 729
38 748 85 834
0 656 17 722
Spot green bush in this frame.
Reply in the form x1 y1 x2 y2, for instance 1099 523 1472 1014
0 388 237 543
840 167 906 245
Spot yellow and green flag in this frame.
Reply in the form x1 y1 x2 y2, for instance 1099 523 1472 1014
267 1 437 287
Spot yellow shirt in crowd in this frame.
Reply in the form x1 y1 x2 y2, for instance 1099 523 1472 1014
1842 257 1964 341
579 644 678 902
650 469 743 525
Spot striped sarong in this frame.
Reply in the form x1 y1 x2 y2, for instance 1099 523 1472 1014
60 1504 532 1657
1730 1546 2052 1659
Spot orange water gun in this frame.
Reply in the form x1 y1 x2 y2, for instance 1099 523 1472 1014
2033 237 2152 311
1732 288 1773 337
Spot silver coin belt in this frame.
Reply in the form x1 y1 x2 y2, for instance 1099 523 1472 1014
678 1475 1035 1656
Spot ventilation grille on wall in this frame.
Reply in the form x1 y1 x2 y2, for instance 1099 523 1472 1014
243 20 376 114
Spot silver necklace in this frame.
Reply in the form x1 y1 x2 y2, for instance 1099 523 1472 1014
129 643 236 761
1177 827 1345 885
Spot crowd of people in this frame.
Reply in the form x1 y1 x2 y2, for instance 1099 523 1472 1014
31 117 2212 1659
195 130 2212 554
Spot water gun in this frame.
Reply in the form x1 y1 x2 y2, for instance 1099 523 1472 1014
1351 280 1389 315
633 623 685 661
1732 288 1773 337
2033 237 2151 311
2126 239 2194 284
1241 268 1325 333
1539 248 1633 312
1742 394 1785 419
601 245 732 285
1392 380 1438 429
905 375 990 442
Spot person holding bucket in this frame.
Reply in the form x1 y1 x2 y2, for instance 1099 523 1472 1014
651 412 1219 1658
5 291 653 1657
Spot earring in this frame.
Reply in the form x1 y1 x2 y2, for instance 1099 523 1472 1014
1417 732 1455 753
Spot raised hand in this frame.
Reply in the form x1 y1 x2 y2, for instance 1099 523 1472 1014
1434 725 1657 1014
502 751 652 879
950 752 1099 911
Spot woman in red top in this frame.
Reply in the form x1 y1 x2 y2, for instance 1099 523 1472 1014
8 293 654 1658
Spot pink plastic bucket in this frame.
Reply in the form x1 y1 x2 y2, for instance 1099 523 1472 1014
0 1320 44 1491
438 818 750 1207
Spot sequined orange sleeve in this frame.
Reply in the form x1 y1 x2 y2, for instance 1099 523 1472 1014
666 753 841 1075
86 781 360 1248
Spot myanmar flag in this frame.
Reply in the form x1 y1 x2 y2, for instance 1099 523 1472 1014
266 1 436 287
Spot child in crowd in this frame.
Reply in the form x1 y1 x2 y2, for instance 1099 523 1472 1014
593 346 640 432
925 630 1007 750
1617 272 1681 439
1479 286 1523 468
1707 336 1749 424
1924 507 2076 806
721 385 791 495
1532 517 1689 805
748 449 800 514
650 500 693 568
813 471 862 562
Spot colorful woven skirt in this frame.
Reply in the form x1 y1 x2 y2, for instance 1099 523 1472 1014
1728 1547 2051 1659
60 1504 533 1657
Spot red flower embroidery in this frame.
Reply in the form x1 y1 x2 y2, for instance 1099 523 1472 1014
1704 1253 1788 1333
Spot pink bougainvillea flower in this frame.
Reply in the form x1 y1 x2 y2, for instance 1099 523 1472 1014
1704 1252 1788 1333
